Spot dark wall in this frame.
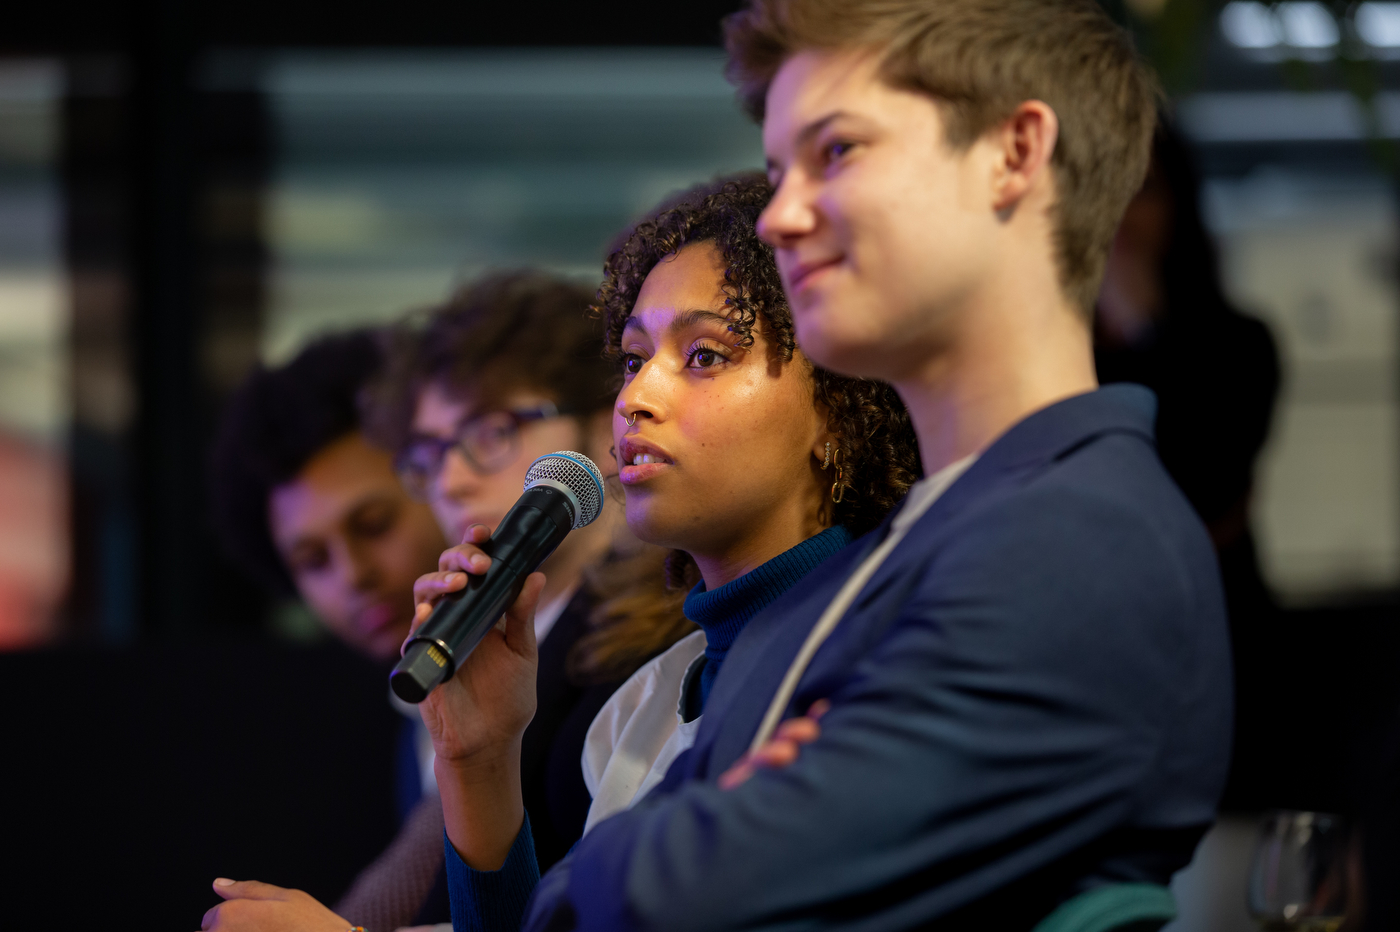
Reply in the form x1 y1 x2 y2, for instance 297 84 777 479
1227 602 1400 815
5 0 747 52
0 642 401 928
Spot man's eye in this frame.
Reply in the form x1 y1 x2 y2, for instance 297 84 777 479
289 547 329 575
824 141 854 163
352 504 397 538
622 354 644 375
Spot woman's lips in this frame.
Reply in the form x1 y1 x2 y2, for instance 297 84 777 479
619 461 672 485
617 437 674 486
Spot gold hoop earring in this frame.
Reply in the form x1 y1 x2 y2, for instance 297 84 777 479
831 448 845 504
821 441 831 470
625 412 638 428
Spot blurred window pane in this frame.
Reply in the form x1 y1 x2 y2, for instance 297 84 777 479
1205 170 1400 602
240 49 763 363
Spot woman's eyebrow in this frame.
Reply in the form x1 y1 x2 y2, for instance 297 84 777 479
621 308 731 337
669 309 732 334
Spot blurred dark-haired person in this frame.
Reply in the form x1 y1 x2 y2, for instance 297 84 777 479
213 329 445 660
211 329 452 929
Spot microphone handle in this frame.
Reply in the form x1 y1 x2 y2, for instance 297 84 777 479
390 486 574 703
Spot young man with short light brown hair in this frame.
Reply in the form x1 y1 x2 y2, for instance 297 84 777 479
461 2 1228 929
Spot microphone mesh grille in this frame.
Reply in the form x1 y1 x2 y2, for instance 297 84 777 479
524 451 605 528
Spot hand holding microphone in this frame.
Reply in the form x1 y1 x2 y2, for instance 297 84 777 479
399 451 605 780
394 451 606 703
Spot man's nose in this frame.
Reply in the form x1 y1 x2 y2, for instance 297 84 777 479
757 173 817 246
337 539 379 593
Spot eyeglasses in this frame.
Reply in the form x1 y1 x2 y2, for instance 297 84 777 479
395 402 573 500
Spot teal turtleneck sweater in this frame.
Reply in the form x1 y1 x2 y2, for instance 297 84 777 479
683 524 853 712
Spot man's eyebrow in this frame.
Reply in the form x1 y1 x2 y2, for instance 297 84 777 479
767 111 848 177
796 111 846 148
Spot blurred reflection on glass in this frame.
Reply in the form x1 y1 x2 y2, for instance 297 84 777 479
0 59 68 649
1248 810 1349 930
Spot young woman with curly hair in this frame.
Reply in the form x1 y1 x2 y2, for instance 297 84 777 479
198 174 918 932
404 172 918 932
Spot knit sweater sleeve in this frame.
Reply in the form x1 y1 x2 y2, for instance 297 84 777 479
445 814 541 932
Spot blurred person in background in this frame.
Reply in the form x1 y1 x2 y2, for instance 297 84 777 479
212 330 453 928
1092 119 1282 810
213 330 446 661
1094 119 1280 625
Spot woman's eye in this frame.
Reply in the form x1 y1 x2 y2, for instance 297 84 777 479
688 347 725 369
622 354 644 375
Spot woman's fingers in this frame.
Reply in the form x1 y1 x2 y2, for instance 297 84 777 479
437 547 492 575
460 522 491 546
413 571 469 609
417 532 497 612
438 526 493 572
211 878 286 901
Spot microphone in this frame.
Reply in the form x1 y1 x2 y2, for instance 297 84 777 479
390 451 606 704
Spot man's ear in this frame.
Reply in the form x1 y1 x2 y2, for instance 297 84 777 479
990 100 1059 214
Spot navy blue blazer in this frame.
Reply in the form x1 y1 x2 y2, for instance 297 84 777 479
524 385 1232 931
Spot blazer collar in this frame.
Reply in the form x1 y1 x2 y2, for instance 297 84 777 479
842 384 1160 610
888 384 1158 527
973 383 1157 470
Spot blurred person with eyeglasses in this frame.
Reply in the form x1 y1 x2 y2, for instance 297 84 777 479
316 272 689 932
370 273 629 659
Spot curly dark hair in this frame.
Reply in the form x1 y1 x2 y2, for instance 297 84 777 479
210 330 383 597
594 172 922 586
362 271 615 457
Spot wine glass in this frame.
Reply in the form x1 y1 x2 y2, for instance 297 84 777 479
1247 810 1349 931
